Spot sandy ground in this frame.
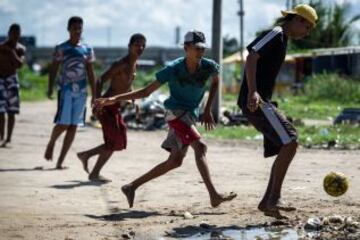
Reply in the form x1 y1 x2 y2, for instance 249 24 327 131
0 101 359 240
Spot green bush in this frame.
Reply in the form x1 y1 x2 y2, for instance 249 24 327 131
18 66 47 101
303 73 360 103
133 66 162 89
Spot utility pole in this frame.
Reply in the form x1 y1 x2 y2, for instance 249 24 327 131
238 0 244 63
175 26 181 46
107 26 111 47
211 0 222 123
286 0 290 9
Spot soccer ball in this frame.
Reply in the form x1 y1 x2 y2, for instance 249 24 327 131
323 171 349 197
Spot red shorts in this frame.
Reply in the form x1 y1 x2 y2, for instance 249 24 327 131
97 104 127 151
168 118 201 145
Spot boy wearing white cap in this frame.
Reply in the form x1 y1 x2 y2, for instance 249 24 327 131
94 30 236 208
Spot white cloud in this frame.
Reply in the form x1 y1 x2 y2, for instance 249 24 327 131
0 0 358 47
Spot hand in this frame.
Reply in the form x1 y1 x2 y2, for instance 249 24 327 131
247 92 262 112
201 110 216 131
93 97 116 115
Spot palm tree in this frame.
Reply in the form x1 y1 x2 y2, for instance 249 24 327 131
287 0 360 49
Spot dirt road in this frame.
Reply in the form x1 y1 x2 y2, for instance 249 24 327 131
0 101 359 239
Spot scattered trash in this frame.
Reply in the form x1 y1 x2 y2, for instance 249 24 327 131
328 215 344 224
334 108 360 125
183 211 194 219
222 110 249 126
123 91 167 130
304 217 322 231
166 214 360 240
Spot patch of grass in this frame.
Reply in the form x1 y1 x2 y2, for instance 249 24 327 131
298 125 360 147
223 73 360 120
18 67 47 101
199 125 259 140
134 66 162 89
198 124 360 147
302 73 360 103
275 97 356 120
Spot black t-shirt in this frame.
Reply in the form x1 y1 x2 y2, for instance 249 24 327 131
238 26 288 107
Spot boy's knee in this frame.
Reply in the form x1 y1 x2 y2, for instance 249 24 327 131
168 156 183 168
168 148 186 168
290 140 298 149
284 140 298 152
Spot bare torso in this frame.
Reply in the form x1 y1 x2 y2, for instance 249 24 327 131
102 56 137 98
0 41 25 77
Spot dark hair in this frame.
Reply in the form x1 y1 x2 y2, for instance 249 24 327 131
8 23 21 34
275 13 296 25
129 33 146 45
67 16 83 29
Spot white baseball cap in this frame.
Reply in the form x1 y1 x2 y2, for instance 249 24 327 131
183 30 207 48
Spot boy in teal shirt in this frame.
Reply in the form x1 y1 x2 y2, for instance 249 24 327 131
94 30 236 208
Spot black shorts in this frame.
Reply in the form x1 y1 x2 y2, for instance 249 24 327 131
241 101 297 158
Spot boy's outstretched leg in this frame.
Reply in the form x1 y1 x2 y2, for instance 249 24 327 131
44 124 68 161
55 125 77 169
121 147 187 208
191 140 237 208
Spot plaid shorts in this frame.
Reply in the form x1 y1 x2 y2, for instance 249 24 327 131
0 74 20 114
161 109 201 152
242 101 297 158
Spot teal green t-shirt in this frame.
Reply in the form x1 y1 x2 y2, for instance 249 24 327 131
155 57 220 118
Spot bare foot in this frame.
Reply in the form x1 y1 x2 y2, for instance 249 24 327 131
259 199 296 212
274 199 296 212
44 142 55 161
258 203 290 219
77 152 90 173
211 192 237 208
89 175 112 183
121 184 136 208
263 209 288 219
0 140 10 148
55 166 69 170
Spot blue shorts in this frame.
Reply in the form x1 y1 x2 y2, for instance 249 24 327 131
0 74 20 114
54 90 87 125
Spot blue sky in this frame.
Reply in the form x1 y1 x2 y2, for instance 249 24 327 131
0 0 359 47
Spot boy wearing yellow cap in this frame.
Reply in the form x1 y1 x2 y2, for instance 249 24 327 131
237 4 317 218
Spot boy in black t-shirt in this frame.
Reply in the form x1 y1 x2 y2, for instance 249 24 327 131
237 4 318 218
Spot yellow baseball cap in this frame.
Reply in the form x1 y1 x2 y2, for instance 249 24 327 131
281 4 318 27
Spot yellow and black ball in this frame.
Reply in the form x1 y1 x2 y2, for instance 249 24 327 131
323 171 349 197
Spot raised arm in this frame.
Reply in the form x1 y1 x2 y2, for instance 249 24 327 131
95 80 161 109
0 44 25 68
12 46 26 68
